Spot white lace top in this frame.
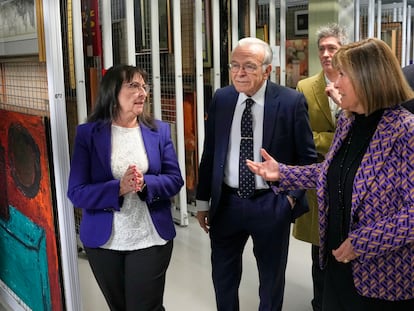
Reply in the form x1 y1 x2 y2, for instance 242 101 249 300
101 125 166 250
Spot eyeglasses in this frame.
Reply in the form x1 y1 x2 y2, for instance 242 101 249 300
229 63 263 74
318 46 339 54
124 82 150 93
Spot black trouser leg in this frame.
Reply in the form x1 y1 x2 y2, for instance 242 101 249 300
85 241 173 311
311 244 325 311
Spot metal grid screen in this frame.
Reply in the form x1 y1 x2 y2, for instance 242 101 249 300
0 62 49 116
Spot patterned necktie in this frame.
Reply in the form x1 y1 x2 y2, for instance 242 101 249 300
239 98 255 198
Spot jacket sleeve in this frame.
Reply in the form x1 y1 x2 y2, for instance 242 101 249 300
313 131 335 160
142 122 184 207
348 123 414 262
67 124 123 212
195 92 218 203
274 162 322 193
287 92 318 211
297 77 335 160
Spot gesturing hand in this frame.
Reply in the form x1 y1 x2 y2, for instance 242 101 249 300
325 82 341 106
246 148 280 182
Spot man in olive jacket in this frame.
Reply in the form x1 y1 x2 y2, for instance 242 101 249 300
294 24 348 311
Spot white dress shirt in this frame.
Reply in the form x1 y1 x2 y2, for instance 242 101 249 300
223 81 268 190
196 81 269 212
325 75 341 125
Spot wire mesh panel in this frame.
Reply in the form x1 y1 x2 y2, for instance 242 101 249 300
359 6 369 39
0 62 48 116
112 0 128 64
358 3 405 65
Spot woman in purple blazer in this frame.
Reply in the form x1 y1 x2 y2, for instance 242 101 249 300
247 38 414 310
67 65 183 311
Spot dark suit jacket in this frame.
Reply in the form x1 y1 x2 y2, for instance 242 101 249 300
196 81 317 223
67 120 184 247
402 65 414 113
402 98 414 113
402 64 414 90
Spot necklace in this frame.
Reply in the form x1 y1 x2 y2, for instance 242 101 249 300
329 110 384 246
336 129 371 240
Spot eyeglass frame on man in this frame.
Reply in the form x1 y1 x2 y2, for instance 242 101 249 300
318 45 339 54
124 82 150 93
228 62 269 74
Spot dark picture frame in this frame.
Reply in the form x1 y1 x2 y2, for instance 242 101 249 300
381 22 402 65
135 0 172 53
203 0 212 67
294 10 308 36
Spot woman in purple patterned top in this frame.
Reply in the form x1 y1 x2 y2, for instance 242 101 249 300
247 38 414 311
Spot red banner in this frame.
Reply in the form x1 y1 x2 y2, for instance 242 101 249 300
81 0 102 57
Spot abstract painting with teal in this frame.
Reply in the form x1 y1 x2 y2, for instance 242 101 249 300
0 110 63 310
0 206 51 310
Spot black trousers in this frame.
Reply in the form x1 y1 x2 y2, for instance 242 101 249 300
311 244 325 311
84 241 173 311
322 253 414 311
210 190 292 311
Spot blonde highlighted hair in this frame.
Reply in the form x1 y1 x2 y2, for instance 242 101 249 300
332 38 414 114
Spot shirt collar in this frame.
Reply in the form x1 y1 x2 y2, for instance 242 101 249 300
324 74 331 84
238 80 267 107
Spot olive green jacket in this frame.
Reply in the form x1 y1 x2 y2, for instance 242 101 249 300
293 71 336 245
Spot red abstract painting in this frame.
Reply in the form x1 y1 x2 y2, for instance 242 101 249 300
0 109 63 311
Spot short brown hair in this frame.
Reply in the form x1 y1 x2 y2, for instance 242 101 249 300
332 38 414 114
317 23 349 46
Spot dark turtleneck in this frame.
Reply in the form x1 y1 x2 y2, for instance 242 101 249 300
326 109 384 250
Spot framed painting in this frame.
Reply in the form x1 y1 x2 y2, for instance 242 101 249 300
0 110 63 310
0 0 45 60
256 24 269 43
381 22 402 65
294 10 308 36
135 0 172 53
203 0 212 67
286 39 308 88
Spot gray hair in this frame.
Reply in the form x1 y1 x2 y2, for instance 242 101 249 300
316 23 349 46
235 37 273 65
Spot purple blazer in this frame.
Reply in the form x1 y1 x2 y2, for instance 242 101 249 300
67 120 184 248
276 106 414 300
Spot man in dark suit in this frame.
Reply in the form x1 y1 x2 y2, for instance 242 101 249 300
196 37 317 311
402 64 414 113
402 63 414 89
